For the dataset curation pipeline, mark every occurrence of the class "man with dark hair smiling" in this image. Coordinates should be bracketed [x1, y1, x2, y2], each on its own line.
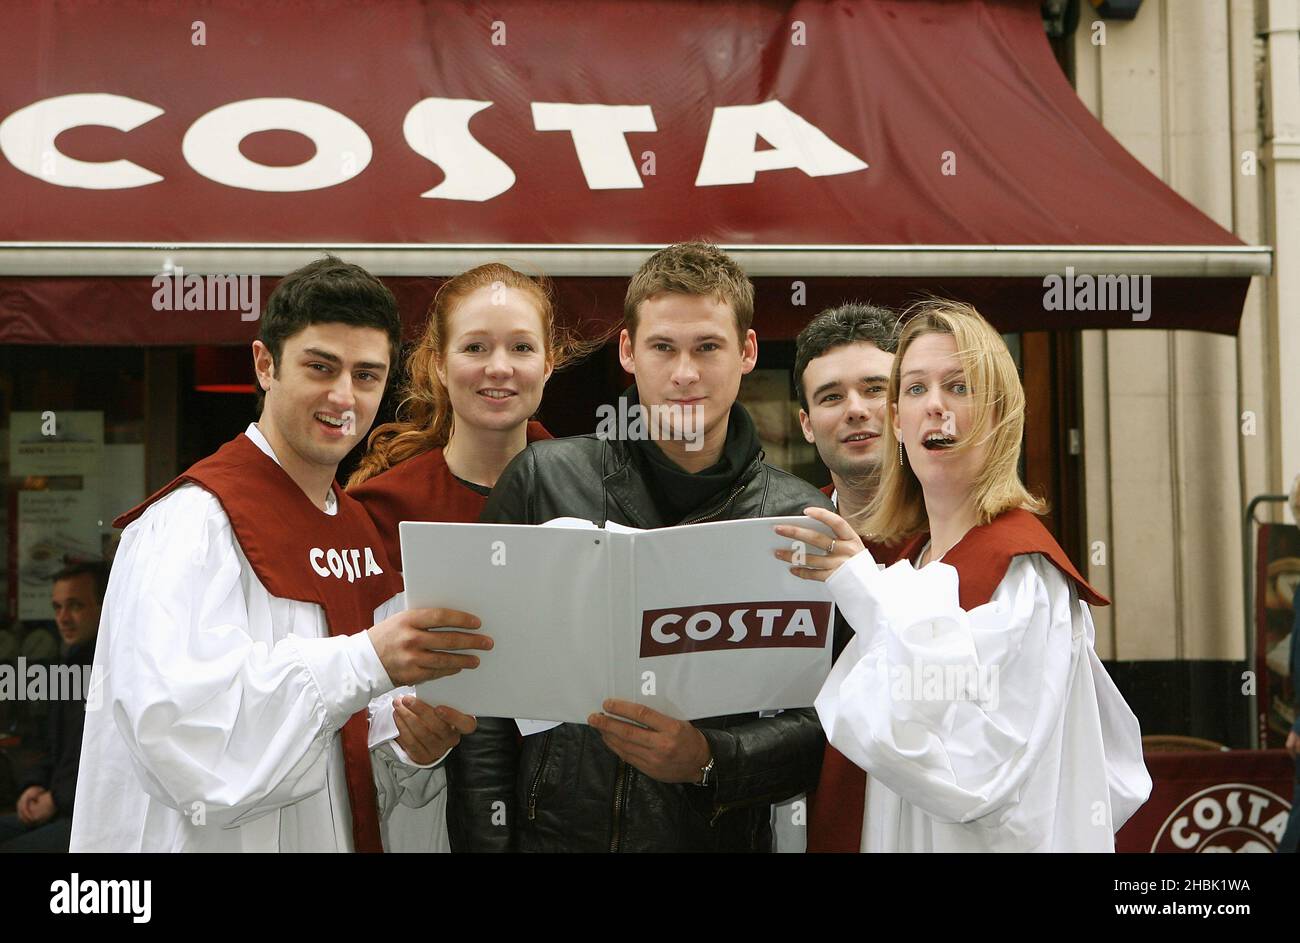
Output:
[447, 242, 833, 853]
[794, 302, 900, 526]
[72, 256, 491, 852]
[790, 301, 901, 853]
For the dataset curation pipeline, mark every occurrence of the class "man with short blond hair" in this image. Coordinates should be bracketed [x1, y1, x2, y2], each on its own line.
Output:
[447, 242, 831, 852]
[623, 240, 756, 336]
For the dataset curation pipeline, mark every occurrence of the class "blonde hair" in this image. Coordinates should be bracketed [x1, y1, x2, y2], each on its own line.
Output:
[623, 242, 754, 341]
[858, 299, 1046, 541]
[348, 263, 602, 487]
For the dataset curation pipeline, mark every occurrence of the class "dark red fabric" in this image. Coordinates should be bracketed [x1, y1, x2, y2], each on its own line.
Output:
[0, 0, 1251, 338]
[806, 507, 1106, 853]
[0, 1, 1241, 249]
[0, 274, 1251, 347]
[895, 508, 1108, 610]
[806, 481, 902, 853]
[1115, 750, 1296, 853]
[348, 421, 552, 569]
[116, 433, 404, 853]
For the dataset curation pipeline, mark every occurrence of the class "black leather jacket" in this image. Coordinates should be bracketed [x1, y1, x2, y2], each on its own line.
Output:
[446, 433, 834, 852]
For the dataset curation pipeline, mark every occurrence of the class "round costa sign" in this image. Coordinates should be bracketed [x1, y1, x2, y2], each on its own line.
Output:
[1151, 782, 1292, 853]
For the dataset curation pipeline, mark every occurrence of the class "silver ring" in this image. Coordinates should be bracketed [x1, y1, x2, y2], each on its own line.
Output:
[828, 539, 836, 555]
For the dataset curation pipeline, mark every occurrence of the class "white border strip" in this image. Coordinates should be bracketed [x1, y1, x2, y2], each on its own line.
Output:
[0, 243, 1272, 277]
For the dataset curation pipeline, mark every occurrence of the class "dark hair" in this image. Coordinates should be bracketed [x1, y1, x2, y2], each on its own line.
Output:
[257, 254, 402, 408]
[624, 242, 754, 341]
[793, 302, 901, 410]
[52, 561, 110, 604]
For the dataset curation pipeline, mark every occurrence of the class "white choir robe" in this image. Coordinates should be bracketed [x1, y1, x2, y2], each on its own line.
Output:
[71, 479, 449, 852]
[815, 550, 1151, 852]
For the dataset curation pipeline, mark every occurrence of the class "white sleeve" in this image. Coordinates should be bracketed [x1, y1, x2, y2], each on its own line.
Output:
[366, 591, 412, 754]
[101, 486, 395, 828]
[372, 741, 448, 816]
[1087, 638, 1153, 831]
[365, 590, 452, 770]
[814, 551, 1077, 826]
[368, 689, 449, 767]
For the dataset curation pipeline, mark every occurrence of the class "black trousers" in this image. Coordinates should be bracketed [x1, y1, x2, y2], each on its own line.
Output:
[0, 812, 72, 852]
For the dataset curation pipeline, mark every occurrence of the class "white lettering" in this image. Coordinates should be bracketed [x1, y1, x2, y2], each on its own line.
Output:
[0, 93, 164, 189]
[50, 879, 69, 915]
[684, 611, 722, 641]
[1225, 790, 1242, 827]
[49, 873, 151, 924]
[403, 98, 515, 201]
[531, 102, 656, 189]
[695, 100, 867, 186]
[183, 97, 372, 192]
[1262, 810, 1289, 841]
[755, 608, 783, 637]
[782, 608, 816, 637]
[1192, 797, 1223, 831]
[650, 613, 681, 644]
[1171, 815, 1199, 850]
[1, 94, 880, 202]
[312, 546, 384, 580]
[727, 609, 748, 643]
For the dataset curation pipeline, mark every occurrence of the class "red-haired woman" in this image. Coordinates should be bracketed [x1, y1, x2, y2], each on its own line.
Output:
[350, 263, 597, 850]
[349, 263, 598, 557]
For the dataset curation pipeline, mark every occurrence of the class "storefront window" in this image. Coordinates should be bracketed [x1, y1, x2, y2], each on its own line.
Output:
[0, 345, 145, 767]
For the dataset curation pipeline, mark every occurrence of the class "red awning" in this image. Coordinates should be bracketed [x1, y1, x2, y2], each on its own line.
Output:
[0, 0, 1267, 341]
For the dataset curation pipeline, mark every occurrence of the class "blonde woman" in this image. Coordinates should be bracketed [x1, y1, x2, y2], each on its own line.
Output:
[776, 300, 1151, 852]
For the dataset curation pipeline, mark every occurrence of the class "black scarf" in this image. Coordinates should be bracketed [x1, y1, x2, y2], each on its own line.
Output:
[623, 384, 762, 524]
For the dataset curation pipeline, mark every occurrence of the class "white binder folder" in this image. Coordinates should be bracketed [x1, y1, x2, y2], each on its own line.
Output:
[400, 516, 836, 723]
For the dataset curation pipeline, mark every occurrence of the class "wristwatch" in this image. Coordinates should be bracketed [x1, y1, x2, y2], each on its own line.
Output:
[696, 755, 716, 787]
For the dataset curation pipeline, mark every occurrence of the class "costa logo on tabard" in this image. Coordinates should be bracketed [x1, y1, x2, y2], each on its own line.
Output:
[309, 547, 384, 584]
[1150, 783, 1292, 853]
[640, 601, 831, 657]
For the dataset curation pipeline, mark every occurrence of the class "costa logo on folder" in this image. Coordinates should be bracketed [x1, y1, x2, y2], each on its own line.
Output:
[640, 601, 831, 657]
